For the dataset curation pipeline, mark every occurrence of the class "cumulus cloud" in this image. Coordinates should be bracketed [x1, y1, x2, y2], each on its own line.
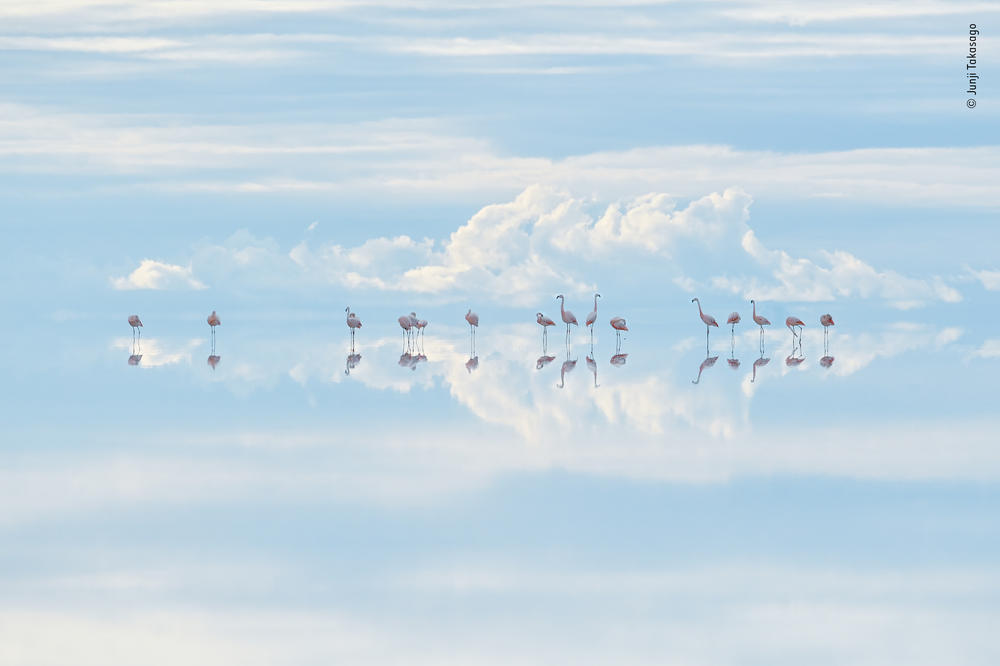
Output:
[110, 259, 205, 291]
[970, 268, 1000, 291]
[973, 339, 1000, 359]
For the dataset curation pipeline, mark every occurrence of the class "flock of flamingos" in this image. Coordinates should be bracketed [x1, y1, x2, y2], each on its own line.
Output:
[125, 295, 836, 385]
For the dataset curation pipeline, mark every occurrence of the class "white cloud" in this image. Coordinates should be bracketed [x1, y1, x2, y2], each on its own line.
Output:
[110, 259, 205, 291]
[971, 268, 1000, 291]
[973, 339, 1000, 359]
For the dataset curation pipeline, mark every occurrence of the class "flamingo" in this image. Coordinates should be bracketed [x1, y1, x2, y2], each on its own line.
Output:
[411, 313, 427, 347]
[585, 293, 601, 342]
[691, 298, 719, 349]
[344, 352, 361, 375]
[785, 353, 805, 368]
[610, 317, 628, 350]
[820, 355, 835, 368]
[750, 299, 771, 351]
[465, 355, 479, 374]
[820, 313, 835, 353]
[128, 353, 142, 366]
[128, 315, 143, 342]
[556, 295, 577, 345]
[610, 353, 628, 367]
[692, 355, 719, 384]
[398, 314, 413, 350]
[727, 357, 740, 370]
[537, 312, 555, 349]
[207, 354, 221, 370]
[345, 307, 362, 347]
[785, 315, 805, 340]
[466, 308, 479, 355]
[727, 311, 741, 333]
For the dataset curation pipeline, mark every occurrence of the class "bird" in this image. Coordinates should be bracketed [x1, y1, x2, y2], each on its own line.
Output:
[128, 353, 142, 366]
[536, 312, 556, 349]
[610, 316, 628, 349]
[820, 355, 835, 368]
[727, 357, 741, 370]
[691, 298, 719, 350]
[345, 306, 362, 335]
[820, 313, 835, 353]
[727, 311, 741, 332]
[556, 294, 578, 345]
[207, 354, 221, 370]
[411, 313, 427, 346]
[205, 310, 221, 352]
[750, 300, 771, 350]
[128, 315, 143, 342]
[398, 315, 413, 349]
[692, 355, 719, 384]
[785, 316, 805, 339]
[344, 352, 361, 375]
[465, 355, 479, 374]
[610, 353, 628, 367]
[585, 293, 601, 341]
[465, 308, 479, 355]
[785, 353, 805, 367]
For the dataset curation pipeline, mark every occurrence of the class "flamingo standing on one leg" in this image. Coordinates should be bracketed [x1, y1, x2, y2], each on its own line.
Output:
[610, 317, 628, 352]
[536, 312, 555, 351]
[820, 313, 835, 354]
[345, 307, 362, 348]
[585, 293, 601, 344]
[691, 298, 719, 351]
[750, 300, 771, 352]
[465, 308, 479, 356]
[556, 295, 578, 346]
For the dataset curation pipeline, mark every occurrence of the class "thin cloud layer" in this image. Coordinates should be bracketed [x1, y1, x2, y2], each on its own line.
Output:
[110, 259, 205, 291]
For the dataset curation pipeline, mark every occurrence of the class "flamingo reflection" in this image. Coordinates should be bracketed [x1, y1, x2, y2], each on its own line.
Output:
[128, 353, 142, 366]
[207, 354, 221, 370]
[557, 352, 577, 388]
[465, 355, 479, 373]
[692, 355, 719, 384]
[344, 352, 361, 375]
[610, 353, 628, 367]
[751, 353, 770, 383]
[820, 355, 835, 368]
[536, 354, 556, 370]
[586, 354, 599, 387]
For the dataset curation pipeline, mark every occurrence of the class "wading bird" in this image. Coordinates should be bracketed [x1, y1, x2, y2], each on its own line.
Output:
[537, 312, 556, 349]
[785, 315, 805, 340]
[556, 295, 577, 345]
[692, 355, 719, 384]
[465, 308, 479, 355]
[536, 354, 556, 370]
[691, 298, 719, 349]
[398, 314, 413, 350]
[585, 293, 601, 342]
[557, 356, 577, 389]
[750, 300, 771, 351]
[820, 313, 835, 353]
[610, 317, 628, 350]
[345, 307, 362, 346]
[128, 315, 143, 342]
[751, 354, 770, 383]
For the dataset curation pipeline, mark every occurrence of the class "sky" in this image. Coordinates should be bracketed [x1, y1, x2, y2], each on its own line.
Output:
[1, 1, 999, 664]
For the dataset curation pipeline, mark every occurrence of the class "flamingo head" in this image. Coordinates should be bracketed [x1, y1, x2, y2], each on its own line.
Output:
[556, 294, 564, 301]
[345, 306, 350, 312]
[536, 312, 543, 318]
[596, 293, 601, 299]
[691, 297, 698, 303]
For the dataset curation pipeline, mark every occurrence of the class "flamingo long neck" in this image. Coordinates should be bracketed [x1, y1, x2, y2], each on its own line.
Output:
[593, 295, 598, 312]
[695, 299, 703, 316]
[752, 301, 757, 319]
[559, 297, 566, 317]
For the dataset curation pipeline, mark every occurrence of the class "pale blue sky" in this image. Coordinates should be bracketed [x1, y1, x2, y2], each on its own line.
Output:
[1, 1, 999, 663]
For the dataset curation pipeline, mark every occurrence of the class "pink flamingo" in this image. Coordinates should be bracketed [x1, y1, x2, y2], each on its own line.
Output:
[691, 298, 719, 349]
[610, 352, 628, 367]
[820, 313, 835, 354]
[536, 312, 555, 349]
[465, 308, 479, 355]
[750, 299, 770, 351]
[610, 316, 628, 351]
[585, 293, 601, 342]
[785, 353, 805, 368]
[556, 295, 577, 345]
[465, 355, 479, 373]
[128, 353, 142, 366]
[785, 315, 805, 340]
[207, 354, 221, 370]
[398, 314, 413, 349]
[727, 357, 740, 370]
[206, 310, 221, 353]
[345, 307, 362, 346]
[128, 314, 143, 342]
[820, 355, 835, 368]
[344, 352, 361, 375]
[411, 312, 427, 347]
